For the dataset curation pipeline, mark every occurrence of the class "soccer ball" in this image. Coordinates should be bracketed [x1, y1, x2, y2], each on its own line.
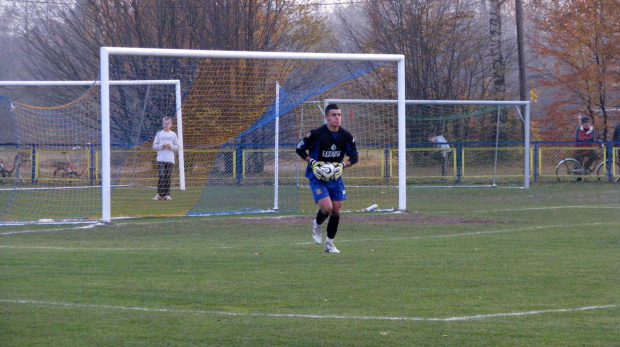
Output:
[317, 162, 336, 181]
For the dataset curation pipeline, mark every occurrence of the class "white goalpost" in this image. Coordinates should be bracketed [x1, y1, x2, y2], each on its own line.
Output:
[1, 49, 407, 223]
[324, 99, 531, 189]
[99, 47, 407, 223]
[0, 79, 186, 191]
[0, 79, 188, 224]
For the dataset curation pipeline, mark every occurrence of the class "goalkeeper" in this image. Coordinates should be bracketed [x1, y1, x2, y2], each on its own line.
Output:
[295, 103, 358, 253]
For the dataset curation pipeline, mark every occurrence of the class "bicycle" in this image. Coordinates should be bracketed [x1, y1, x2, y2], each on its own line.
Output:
[555, 145, 619, 182]
[52, 150, 87, 184]
[0, 152, 25, 184]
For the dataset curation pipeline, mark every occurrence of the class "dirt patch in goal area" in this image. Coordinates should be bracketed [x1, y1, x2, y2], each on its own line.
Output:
[236, 214, 495, 225]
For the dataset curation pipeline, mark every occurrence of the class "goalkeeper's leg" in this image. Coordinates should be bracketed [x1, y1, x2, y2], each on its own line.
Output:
[326, 200, 342, 239]
[310, 180, 333, 243]
[312, 198, 331, 244]
[326, 214, 340, 240]
[324, 200, 342, 253]
[316, 208, 329, 225]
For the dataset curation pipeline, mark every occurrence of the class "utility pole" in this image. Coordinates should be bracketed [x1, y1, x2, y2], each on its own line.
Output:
[516, 0, 526, 104]
[515, 0, 527, 137]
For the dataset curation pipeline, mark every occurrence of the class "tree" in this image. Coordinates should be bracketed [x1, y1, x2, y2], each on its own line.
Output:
[335, 0, 518, 142]
[17, 0, 332, 143]
[531, 0, 620, 141]
[489, 0, 507, 101]
[349, 0, 495, 100]
[22, 0, 331, 85]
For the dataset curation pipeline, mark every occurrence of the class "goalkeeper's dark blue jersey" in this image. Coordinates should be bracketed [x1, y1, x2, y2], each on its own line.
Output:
[295, 124, 358, 179]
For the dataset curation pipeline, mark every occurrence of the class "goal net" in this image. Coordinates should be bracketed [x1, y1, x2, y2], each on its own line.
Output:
[99, 49, 406, 222]
[0, 49, 407, 223]
[321, 99, 530, 188]
[0, 80, 183, 223]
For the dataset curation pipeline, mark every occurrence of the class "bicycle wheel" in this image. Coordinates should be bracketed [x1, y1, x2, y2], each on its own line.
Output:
[555, 158, 583, 182]
[596, 161, 609, 181]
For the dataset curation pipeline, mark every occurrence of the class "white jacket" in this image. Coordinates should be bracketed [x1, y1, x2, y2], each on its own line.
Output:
[153, 130, 179, 163]
[435, 135, 450, 154]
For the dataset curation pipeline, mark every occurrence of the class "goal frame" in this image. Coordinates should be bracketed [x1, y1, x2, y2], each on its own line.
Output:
[325, 99, 531, 189]
[0, 79, 186, 192]
[100, 47, 407, 223]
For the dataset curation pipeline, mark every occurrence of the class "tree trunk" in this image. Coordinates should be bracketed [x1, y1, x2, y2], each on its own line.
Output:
[489, 0, 507, 141]
[489, 0, 506, 101]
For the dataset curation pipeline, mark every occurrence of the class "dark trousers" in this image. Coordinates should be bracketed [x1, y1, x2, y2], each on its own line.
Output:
[157, 162, 173, 196]
[431, 152, 449, 176]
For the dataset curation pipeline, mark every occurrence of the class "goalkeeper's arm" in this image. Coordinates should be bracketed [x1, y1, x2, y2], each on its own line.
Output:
[339, 154, 358, 169]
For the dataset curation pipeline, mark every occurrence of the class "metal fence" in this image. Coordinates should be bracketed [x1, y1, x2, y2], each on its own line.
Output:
[1, 141, 618, 187]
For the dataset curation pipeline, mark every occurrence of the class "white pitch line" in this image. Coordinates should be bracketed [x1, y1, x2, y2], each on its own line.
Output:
[4, 205, 616, 236]
[303, 222, 618, 245]
[0, 245, 171, 251]
[435, 205, 620, 214]
[2, 222, 616, 251]
[433, 305, 620, 321]
[0, 223, 103, 236]
[0, 299, 618, 322]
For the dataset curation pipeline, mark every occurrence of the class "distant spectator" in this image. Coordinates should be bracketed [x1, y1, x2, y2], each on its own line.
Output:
[152, 116, 179, 201]
[573, 116, 598, 173]
[428, 133, 450, 177]
[613, 122, 620, 144]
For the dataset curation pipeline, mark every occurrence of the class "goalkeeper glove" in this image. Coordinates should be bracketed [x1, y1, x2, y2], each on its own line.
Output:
[332, 162, 345, 180]
[310, 159, 326, 180]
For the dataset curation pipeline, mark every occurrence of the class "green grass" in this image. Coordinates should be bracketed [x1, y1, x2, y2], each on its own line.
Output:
[1, 183, 619, 346]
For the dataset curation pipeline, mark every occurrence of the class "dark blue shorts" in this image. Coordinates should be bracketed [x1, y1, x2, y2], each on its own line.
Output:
[309, 176, 347, 203]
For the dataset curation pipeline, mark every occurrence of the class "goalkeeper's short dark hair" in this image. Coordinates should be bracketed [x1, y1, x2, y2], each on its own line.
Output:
[324, 103, 340, 115]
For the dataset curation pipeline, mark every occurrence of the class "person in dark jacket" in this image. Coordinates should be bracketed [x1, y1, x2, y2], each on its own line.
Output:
[613, 122, 620, 144]
[573, 116, 598, 173]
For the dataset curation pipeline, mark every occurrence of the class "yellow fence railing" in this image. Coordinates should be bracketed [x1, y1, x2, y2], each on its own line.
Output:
[1, 145, 618, 186]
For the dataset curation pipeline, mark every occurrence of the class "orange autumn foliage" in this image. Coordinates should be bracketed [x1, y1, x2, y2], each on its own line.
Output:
[531, 0, 620, 141]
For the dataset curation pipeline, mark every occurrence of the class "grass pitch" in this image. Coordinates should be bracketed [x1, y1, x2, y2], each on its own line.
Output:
[1, 183, 619, 346]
